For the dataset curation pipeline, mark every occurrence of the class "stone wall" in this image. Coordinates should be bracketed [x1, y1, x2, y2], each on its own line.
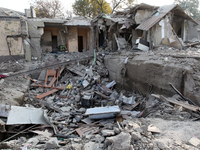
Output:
[104, 51, 200, 105]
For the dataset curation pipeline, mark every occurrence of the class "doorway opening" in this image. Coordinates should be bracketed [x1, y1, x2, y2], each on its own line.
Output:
[52, 36, 57, 53]
[78, 36, 83, 52]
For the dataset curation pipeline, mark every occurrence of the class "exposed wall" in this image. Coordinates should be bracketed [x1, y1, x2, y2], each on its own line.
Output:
[152, 23, 162, 46]
[152, 16, 177, 47]
[57, 27, 67, 46]
[41, 31, 52, 52]
[188, 21, 200, 41]
[135, 9, 151, 24]
[88, 28, 92, 50]
[0, 18, 24, 62]
[27, 19, 43, 60]
[68, 26, 78, 52]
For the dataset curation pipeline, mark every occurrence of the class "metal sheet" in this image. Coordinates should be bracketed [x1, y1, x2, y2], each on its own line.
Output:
[89, 113, 117, 119]
[7, 106, 48, 125]
[136, 15, 162, 31]
[85, 106, 120, 115]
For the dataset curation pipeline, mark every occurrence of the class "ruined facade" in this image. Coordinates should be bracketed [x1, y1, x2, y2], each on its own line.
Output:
[0, 7, 28, 62]
[92, 3, 199, 51]
[0, 8, 92, 62]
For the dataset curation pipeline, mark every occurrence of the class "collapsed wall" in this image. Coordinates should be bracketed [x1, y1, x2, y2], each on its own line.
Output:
[104, 51, 200, 106]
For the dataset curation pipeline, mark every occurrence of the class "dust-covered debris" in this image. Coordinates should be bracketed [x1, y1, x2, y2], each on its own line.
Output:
[0, 49, 200, 150]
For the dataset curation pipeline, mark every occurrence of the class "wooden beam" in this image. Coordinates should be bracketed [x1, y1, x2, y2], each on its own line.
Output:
[152, 94, 200, 112]
[32, 84, 64, 90]
[35, 89, 58, 99]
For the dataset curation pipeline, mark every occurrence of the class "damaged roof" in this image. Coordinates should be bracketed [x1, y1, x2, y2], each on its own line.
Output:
[113, 3, 158, 17]
[0, 7, 25, 17]
[136, 4, 198, 31]
[63, 17, 91, 26]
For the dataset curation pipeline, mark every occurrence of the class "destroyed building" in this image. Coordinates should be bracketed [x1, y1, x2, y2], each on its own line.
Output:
[0, 7, 28, 62]
[92, 3, 199, 51]
[0, 7, 92, 62]
[1, 3, 200, 150]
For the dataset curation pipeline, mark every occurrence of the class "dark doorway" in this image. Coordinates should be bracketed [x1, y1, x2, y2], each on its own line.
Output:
[78, 36, 83, 52]
[52, 36, 57, 52]
[99, 30, 104, 47]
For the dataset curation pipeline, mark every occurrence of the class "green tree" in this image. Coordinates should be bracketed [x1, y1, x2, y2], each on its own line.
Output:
[72, 0, 112, 18]
[112, 0, 135, 13]
[30, 0, 65, 18]
[72, 0, 93, 17]
[175, 0, 200, 19]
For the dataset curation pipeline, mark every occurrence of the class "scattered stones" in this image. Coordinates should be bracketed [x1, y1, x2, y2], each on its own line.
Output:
[2, 46, 200, 150]
[101, 130, 115, 137]
[105, 132, 131, 150]
[114, 127, 120, 134]
[131, 131, 142, 141]
[83, 142, 100, 150]
[45, 137, 59, 149]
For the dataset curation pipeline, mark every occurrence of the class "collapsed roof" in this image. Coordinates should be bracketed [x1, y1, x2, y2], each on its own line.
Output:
[93, 3, 198, 30]
[136, 4, 199, 31]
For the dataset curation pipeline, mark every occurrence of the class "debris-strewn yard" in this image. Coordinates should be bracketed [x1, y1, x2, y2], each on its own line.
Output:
[1, 49, 200, 150]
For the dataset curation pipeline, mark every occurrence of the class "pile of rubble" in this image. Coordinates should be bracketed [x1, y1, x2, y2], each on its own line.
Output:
[1, 51, 200, 149]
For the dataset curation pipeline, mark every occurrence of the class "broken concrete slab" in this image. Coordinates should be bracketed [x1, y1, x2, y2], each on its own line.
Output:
[101, 130, 115, 137]
[105, 132, 131, 150]
[189, 137, 200, 147]
[45, 137, 59, 149]
[131, 131, 142, 141]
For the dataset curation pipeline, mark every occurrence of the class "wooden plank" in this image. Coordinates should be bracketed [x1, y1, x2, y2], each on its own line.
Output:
[48, 77, 57, 87]
[66, 65, 85, 77]
[32, 84, 63, 90]
[35, 89, 58, 99]
[101, 85, 112, 92]
[30, 78, 42, 86]
[152, 94, 200, 112]
[75, 127, 99, 137]
[94, 91, 110, 99]
[122, 102, 140, 111]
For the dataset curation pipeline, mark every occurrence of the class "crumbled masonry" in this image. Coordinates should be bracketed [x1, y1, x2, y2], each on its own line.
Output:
[1, 48, 200, 150]
[1, 2, 200, 150]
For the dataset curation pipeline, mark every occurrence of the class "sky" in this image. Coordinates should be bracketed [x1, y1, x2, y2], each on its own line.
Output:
[0, 0, 175, 13]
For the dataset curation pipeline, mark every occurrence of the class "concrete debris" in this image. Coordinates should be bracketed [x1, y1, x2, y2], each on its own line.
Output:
[147, 124, 161, 133]
[101, 129, 115, 136]
[131, 131, 142, 141]
[189, 137, 200, 147]
[45, 137, 59, 149]
[105, 132, 131, 150]
[83, 142, 101, 150]
[106, 80, 116, 88]
[25, 137, 39, 148]
[122, 95, 136, 104]
[1, 20, 200, 149]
